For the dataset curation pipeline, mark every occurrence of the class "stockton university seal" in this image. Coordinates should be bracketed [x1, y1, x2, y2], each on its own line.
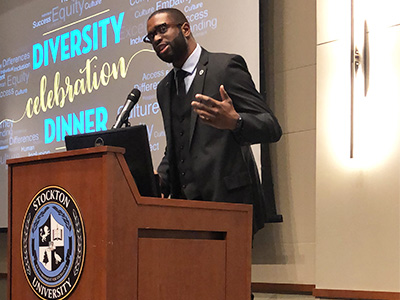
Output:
[21, 186, 86, 300]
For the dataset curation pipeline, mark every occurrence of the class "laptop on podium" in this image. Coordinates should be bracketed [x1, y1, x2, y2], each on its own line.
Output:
[65, 125, 161, 198]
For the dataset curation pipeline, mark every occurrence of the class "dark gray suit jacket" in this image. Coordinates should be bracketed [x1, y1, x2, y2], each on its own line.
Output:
[156, 48, 282, 233]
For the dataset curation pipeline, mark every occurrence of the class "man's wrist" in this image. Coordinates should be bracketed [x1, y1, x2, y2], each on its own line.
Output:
[232, 114, 243, 132]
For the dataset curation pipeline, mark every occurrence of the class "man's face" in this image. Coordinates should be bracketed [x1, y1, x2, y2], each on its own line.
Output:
[146, 13, 188, 65]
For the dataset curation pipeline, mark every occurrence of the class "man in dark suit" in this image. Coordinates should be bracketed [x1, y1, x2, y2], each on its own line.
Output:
[145, 8, 282, 234]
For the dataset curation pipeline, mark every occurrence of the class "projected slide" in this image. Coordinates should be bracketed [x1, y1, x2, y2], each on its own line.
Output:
[0, 0, 259, 227]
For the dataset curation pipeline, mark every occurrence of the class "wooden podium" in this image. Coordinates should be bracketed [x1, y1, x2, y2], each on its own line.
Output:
[7, 146, 252, 299]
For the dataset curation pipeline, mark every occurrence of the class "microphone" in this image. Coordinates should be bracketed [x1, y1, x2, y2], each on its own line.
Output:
[112, 88, 141, 129]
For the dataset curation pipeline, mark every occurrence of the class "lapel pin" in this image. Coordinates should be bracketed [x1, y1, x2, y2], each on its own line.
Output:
[199, 69, 204, 76]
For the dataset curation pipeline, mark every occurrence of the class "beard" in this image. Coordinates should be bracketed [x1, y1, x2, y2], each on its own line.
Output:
[156, 29, 188, 64]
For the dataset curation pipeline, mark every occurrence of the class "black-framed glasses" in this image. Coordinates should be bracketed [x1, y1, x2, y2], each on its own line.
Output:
[143, 23, 183, 44]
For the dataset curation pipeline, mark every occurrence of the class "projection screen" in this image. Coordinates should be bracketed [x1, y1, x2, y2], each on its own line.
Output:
[0, 0, 260, 227]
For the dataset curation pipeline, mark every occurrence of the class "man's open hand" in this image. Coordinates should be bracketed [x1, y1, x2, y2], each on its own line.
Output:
[191, 85, 240, 130]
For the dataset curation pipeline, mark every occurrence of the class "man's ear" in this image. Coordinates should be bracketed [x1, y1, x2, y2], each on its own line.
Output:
[181, 22, 191, 38]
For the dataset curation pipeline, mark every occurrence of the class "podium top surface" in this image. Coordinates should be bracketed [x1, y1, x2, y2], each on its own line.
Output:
[7, 145, 252, 213]
[6, 146, 125, 166]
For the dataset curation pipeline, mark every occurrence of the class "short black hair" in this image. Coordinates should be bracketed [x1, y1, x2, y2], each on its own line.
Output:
[148, 8, 188, 24]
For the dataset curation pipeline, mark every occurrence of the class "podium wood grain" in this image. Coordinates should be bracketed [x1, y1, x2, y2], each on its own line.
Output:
[8, 146, 252, 299]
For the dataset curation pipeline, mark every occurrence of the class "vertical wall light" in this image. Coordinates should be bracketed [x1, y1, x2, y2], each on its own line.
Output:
[350, 0, 369, 158]
[321, 0, 400, 169]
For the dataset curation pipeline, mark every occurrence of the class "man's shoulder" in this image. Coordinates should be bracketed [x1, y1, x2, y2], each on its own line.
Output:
[203, 48, 240, 59]
[158, 69, 174, 89]
[201, 48, 246, 67]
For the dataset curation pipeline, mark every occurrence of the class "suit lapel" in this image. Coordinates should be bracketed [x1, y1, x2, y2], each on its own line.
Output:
[161, 71, 175, 146]
[189, 49, 209, 148]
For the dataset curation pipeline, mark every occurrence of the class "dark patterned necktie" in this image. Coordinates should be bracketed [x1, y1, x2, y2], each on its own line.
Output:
[176, 69, 188, 98]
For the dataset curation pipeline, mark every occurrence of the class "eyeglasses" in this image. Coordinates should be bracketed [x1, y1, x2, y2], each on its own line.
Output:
[143, 23, 183, 44]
